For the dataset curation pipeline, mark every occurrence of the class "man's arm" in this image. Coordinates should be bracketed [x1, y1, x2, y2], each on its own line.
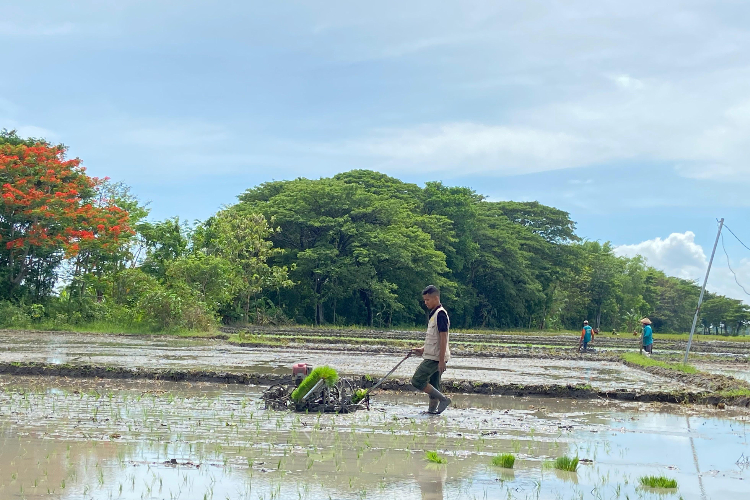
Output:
[438, 330, 448, 372]
[437, 310, 449, 372]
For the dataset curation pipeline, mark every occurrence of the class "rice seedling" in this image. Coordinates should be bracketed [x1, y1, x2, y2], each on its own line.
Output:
[553, 456, 579, 472]
[639, 475, 678, 488]
[351, 389, 368, 404]
[491, 453, 515, 469]
[425, 451, 447, 464]
[290, 366, 339, 402]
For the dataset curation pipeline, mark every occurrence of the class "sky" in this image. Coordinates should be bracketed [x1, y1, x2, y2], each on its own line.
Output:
[2, 1, 749, 303]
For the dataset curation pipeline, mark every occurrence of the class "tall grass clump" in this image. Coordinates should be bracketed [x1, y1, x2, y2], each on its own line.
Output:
[639, 476, 677, 489]
[290, 366, 339, 402]
[553, 456, 579, 472]
[491, 453, 515, 468]
[425, 451, 447, 464]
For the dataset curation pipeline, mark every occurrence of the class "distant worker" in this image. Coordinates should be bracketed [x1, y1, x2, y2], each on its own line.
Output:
[579, 320, 594, 352]
[641, 318, 653, 356]
[411, 285, 451, 415]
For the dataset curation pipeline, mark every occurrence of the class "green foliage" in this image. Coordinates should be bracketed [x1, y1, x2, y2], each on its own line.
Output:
[621, 353, 697, 374]
[553, 456, 579, 472]
[424, 451, 447, 464]
[639, 476, 678, 488]
[1, 131, 747, 335]
[491, 453, 515, 468]
[351, 388, 368, 404]
[290, 366, 339, 402]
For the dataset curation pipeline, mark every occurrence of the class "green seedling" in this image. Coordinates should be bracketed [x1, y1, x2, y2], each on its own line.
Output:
[491, 453, 515, 468]
[553, 456, 579, 472]
[290, 366, 339, 403]
[639, 476, 678, 489]
[425, 451, 447, 464]
[351, 389, 368, 404]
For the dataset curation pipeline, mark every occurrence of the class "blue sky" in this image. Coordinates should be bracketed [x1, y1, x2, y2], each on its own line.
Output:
[2, 1, 749, 302]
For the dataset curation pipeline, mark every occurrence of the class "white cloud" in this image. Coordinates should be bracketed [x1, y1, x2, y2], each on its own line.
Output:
[615, 231, 750, 303]
[615, 232, 707, 280]
[610, 74, 645, 90]
[327, 68, 750, 180]
[0, 22, 75, 36]
[334, 122, 607, 175]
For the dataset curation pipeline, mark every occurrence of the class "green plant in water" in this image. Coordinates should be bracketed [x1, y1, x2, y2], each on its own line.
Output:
[553, 456, 579, 472]
[425, 451, 447, 464]
[351, 388, 368, 404]
[639, 476, 678, 488]
[491, 453, 515, 468]
[290, 366, 339, 402]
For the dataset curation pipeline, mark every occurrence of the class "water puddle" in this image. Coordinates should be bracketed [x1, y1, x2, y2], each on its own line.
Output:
[0, 331, 694, 391]
[0, 375, 747, 499]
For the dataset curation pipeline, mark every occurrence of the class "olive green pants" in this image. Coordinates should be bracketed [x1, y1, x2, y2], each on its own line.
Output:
[411, 359, 441, 392]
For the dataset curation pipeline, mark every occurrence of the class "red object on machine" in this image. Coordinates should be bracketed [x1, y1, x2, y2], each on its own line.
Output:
[292, 363, 313, 385]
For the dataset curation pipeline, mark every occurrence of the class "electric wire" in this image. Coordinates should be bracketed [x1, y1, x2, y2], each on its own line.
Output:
[722, 223, 750, 253]
[720, 232, 750, 296]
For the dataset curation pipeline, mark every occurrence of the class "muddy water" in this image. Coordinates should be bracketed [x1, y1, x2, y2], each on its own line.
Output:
[695, 362, 750, 383]
[0, 375, 747, 500]
[0, 331, 694, 391]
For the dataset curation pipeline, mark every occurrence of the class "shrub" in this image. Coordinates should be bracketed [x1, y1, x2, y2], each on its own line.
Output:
[491, 453, 515, 468]
[554, 456, 579, 472]
[639, 476, 678, 488]
[0, 301, 30, 328]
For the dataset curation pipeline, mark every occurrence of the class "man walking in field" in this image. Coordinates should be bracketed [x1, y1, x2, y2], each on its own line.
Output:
[579, 320, 594, 352]
[411, 285, 451, 414]
[641, 318, 654, 356]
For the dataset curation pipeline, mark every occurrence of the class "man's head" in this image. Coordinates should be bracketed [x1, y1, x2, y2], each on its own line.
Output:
[422, 285, 441, 310]
[583, 320, 588, 325]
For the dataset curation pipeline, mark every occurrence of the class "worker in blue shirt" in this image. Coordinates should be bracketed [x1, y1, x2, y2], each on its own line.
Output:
[579, 320, 594, 352]
[641, 318, 653, 356]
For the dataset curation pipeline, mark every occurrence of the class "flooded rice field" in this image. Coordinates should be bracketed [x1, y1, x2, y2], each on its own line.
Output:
[0, 376, 748, 500]
[694, 363, 750, 383]
[0, 331, 695, 392]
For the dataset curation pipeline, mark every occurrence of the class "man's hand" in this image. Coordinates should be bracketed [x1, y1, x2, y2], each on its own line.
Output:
[411, 347, 424, 356]
[438, 360, 447, 373]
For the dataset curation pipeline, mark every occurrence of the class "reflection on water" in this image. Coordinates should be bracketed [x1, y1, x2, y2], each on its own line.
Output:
[0, 375, 747, 499]
[0, 330, 694, 391]
[417, 463, 447, 499]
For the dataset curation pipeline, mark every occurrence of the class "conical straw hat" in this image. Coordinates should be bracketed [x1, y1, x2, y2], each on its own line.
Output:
[640, 318, 652, 325]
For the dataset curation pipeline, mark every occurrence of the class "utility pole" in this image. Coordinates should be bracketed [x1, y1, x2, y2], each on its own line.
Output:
[684, 218, 724, 364]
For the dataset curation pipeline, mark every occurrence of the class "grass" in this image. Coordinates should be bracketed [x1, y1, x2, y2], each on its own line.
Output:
[491, 453, 515, 468]
[290, 366, 339, 402]
[718, 388, 750, 398]
[553, 456, 579, 472]
[425, 451, 447, 464]
[639, 476, 678, 488]
[621, 352, 697, 374]
[1, 322, 223, 338]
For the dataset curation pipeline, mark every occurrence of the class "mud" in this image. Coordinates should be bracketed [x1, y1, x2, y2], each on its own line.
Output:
[0, 330, 694, 389]
[0, 360, 737, 409]
[0, 375, 748, 500]
[223, 325, 750, 356]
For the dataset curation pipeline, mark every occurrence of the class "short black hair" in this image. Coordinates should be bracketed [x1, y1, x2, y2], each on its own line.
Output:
[422, 285, 440, 296]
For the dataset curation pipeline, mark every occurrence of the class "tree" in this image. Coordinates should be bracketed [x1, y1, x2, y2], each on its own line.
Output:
[0, 133, 132, 300]
[205, 209, 293, 323]
[238, 175, 450, 326]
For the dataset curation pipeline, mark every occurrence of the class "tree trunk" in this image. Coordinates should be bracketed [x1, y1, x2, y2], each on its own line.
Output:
[359, 290, 373, 327]
[245, 294, 251, 324]
[314, 276, 324, 326]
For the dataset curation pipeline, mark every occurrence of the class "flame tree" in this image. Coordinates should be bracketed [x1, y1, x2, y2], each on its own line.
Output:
[0, 130, 133, 301]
